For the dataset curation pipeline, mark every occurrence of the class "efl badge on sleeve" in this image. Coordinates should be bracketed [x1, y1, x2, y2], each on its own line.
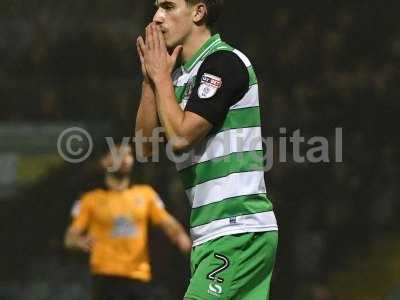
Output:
[198, 73, 222, 99]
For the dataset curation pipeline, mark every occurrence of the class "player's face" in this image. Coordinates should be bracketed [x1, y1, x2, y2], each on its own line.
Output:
[153, 0, 194, 48]
[102, 145, 134, 175]
[118, 146, 134, 174]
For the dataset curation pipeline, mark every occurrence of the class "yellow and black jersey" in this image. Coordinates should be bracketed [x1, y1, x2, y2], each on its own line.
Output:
[71, 185, 170, 282]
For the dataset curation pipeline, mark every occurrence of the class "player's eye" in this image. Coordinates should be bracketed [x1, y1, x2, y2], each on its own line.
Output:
[161, 2, 175, 10]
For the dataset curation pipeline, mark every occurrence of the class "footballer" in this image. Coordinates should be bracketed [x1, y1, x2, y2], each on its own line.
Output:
[135, 1, 278, 299]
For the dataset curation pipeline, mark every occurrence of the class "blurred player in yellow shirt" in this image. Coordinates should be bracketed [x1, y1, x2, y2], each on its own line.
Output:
[64, 143, 191, 300]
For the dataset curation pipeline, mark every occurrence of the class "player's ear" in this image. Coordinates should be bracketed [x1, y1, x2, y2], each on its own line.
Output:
[192, 3, 207, 24]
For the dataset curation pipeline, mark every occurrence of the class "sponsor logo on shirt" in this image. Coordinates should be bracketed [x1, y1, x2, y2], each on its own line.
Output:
[208, 282, 223, 297]
[229, 216, 237, 224]
[111, 216, 136, 237]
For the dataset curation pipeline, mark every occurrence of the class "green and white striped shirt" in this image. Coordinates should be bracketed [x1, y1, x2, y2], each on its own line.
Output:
[173, 34, 278, 246]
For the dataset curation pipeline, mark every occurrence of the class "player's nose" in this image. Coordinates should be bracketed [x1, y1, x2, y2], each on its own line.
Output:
[153, 8, 164, 24]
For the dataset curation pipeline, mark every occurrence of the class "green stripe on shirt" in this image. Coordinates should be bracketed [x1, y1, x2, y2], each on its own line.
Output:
[190, 193, 273, 228]
[179, 150, 264, 189]
[220, 106, 261, 132]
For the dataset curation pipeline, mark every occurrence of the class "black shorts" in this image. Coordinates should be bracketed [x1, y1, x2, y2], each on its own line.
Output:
[91, 275, 150, 300]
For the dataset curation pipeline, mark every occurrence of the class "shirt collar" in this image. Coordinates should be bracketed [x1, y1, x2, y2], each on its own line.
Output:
[182, 34, 222, 73]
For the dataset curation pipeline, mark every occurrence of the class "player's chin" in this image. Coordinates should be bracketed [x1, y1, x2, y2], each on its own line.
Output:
[113, 167, 132, 177]
[120, 167, 132, 175]
[165, 38, 179, 50]
[165, 41, 174, 50]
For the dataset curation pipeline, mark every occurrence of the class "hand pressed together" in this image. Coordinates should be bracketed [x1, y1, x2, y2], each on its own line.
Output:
[137, 23, 182, 84]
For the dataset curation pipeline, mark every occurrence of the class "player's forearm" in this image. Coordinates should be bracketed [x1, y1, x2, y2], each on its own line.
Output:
[161, 217, 192, 253]
[135, 81, 159, 157]
[153, 77, 191, 152]
[136, 82, 158, 134]
[64, 229, 92, 252]
[175, 230, 192, 253]
[64, 230, 81, 249]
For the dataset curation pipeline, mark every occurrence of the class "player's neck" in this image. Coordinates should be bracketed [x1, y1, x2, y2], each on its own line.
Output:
[105, 174, 130, 191]
[182, 28, 212, 64]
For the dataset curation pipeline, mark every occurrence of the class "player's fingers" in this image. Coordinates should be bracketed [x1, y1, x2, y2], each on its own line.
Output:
[151, 24, 159, 49]
[137, 36, 145, 48]
[150, 23, 158, 51]
[157, 26, 167, 51]
[136, 44, 144, 64]
[171, 45, 183, 63]
[146, 24, 154, 49]
[136, 38, 143, 57]
[83, 244, 91, 252]
[89, 236, 95, 245]
[145, 25, 151, 50]
[138, 36, 146, 53]
[86, 236, 95, 248]
[136, 37, 145, 62]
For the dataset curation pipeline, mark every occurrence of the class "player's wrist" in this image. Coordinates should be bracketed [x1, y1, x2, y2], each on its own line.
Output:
[142, 80, 152, 88]
[141, 81, 156, 99]
[152, 74, 172, 86]
[177, 234, 192, 253]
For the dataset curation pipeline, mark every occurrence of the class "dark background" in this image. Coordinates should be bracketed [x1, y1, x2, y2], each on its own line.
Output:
[0, 1, 399, 299]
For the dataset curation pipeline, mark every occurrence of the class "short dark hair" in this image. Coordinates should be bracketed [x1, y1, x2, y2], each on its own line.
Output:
[186, 0, 224, 28]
